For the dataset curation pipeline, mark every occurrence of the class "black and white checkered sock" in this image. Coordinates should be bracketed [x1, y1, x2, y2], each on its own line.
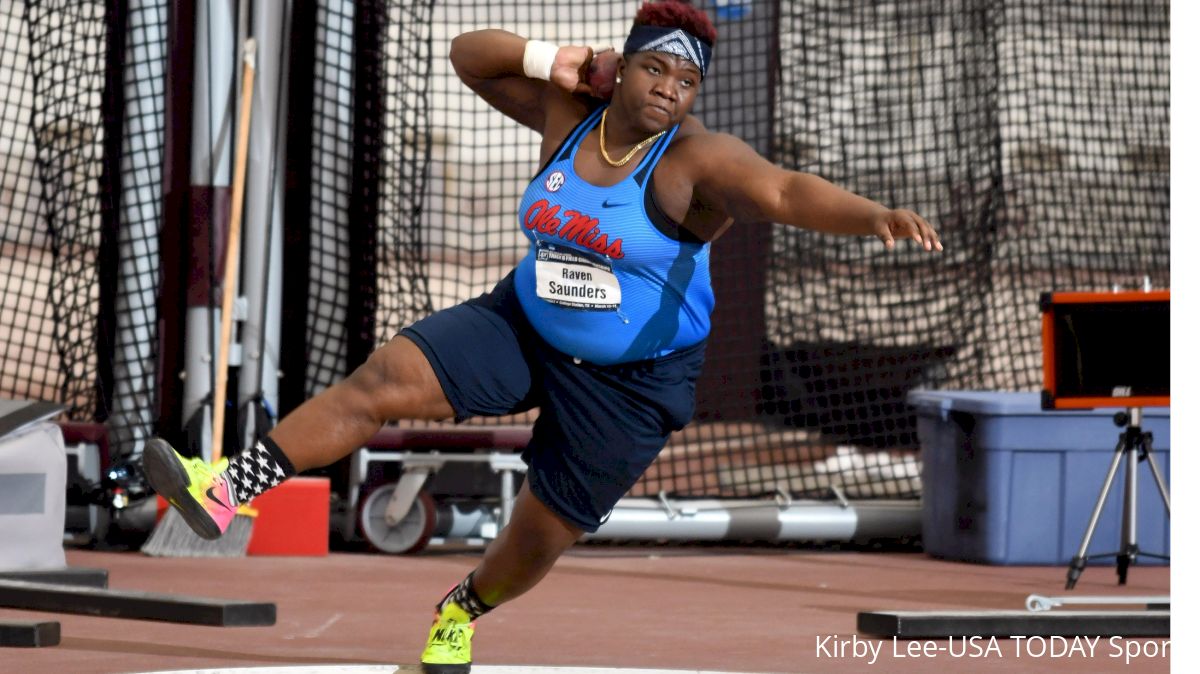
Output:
[224, 437, 297, 504]
[438, 572, 494, 620]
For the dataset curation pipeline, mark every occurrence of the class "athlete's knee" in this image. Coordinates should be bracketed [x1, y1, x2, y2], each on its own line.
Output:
[342, 348, 392, 396]
[342, 336, 448, 421]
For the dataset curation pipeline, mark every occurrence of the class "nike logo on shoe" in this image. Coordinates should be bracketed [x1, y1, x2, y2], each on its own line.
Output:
[206, 486, 234, 511]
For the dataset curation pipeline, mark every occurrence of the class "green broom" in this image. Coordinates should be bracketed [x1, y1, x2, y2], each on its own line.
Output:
[142, 39, 259, 557]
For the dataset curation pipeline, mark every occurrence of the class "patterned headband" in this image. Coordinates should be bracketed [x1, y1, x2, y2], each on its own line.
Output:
[623, 24, 712, 78]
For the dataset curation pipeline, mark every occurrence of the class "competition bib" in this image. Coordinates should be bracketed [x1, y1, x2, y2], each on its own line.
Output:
[534, 241, 621, 311]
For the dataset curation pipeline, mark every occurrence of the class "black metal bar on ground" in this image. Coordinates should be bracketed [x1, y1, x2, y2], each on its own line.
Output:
[0, 620, 60, 647]
[857, 611, 1170, 639]
[0, 568, 109, 588]
[0, 580, 275, 626]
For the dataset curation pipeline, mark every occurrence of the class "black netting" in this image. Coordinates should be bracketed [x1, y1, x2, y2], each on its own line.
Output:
[107, 0, 168, 456]
[0, 0, 166, 459]
[292, 0, 1168, 500]
[1, 2, 106, 417]
[303, 0, 356, 397]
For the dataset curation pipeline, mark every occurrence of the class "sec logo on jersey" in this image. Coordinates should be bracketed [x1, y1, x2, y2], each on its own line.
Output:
[545, 170, 566, 192]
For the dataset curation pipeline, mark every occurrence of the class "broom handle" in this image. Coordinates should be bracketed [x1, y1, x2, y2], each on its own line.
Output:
[213, 38, 257, 463]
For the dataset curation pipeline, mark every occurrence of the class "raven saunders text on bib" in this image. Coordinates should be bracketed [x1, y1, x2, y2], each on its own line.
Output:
[535, 242, 622, 310]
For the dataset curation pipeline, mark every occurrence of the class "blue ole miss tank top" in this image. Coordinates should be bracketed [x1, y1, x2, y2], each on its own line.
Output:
[514, 105, 714, 365]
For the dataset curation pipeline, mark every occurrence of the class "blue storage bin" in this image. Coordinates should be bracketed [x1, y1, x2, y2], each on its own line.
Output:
[909, 391, 1170, 565]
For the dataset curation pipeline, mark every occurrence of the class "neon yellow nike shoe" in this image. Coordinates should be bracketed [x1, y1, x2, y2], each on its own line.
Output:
[420, 600, 475, 674]
[142, 438, 238, 540]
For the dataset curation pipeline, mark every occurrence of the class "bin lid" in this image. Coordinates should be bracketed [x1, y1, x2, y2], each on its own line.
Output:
[0, 398, 66, 441]
[906, 390, 1169, 418]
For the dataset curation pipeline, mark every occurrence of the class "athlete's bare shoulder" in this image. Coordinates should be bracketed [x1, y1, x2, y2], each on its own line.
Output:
[538, 89, 601, 163]
[664, 118, 742, 178]
[669, 123, 757, 169]
[675, 113, 709, 139]
[672, 117, 743, 157]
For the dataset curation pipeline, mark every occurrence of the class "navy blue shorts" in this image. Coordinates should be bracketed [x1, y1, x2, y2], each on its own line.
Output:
[401, 272, 705, 533]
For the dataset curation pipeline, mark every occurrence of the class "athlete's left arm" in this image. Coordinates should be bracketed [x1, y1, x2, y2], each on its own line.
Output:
[688, 133, 943, 252]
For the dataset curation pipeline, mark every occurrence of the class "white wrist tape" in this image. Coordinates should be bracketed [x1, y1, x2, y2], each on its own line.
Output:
[523, 39, 558, 81]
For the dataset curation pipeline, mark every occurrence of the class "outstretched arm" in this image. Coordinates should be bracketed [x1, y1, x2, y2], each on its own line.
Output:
[691, 133, 943, 251]
[449, 29, 602, 133]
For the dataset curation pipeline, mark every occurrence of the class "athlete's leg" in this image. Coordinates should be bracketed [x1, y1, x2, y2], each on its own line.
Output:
[421, 481, 582, 674]
[471, 480, 584, 605]
[270, 334, 455, 472]
[143, 334, 455, 536]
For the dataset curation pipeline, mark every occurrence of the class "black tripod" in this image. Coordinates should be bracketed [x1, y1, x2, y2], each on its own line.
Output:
[1065, 408, 1170, 589]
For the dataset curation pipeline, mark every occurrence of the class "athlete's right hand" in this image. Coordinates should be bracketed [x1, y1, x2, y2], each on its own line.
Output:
[551, 45, 605, 96]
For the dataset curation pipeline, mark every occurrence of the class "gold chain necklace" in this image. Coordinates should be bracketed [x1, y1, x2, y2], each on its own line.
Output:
[599, 108, 666, 168]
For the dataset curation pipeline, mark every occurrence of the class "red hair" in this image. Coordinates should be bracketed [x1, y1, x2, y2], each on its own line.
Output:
[633, 0, 718, 46]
